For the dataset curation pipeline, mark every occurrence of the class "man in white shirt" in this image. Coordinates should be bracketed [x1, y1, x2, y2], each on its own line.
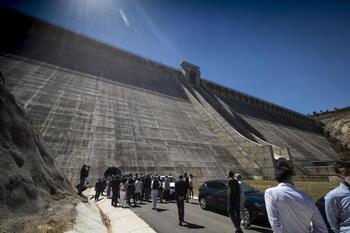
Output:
[324, 161, 350, 233]
[265, 159, 327, 233]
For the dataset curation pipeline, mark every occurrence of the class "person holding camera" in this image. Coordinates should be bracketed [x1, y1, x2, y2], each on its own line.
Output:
[78, 164, 90, 196]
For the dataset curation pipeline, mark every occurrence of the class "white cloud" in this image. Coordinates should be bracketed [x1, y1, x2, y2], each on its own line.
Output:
[119, 9, 130, 27]
[131, 2, 181, 58]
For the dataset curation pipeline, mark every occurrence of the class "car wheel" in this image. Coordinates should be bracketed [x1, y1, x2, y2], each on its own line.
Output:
[199, 197, 207, 210]
[241, 207, 251, 228]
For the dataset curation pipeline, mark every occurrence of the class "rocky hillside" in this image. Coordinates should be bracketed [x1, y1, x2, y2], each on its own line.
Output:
[313, 107, 350, 125]
[0, 72, 75, 233]
[324, 114, 350, 160]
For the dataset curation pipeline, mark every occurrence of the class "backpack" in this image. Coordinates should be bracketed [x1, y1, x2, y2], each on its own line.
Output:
[152, 180, 159, 189]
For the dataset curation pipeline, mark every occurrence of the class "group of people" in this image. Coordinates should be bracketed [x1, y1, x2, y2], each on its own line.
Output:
[92, 173, 194, 227]
[78, 160, 350, 232]
[227, 159, 350, 233]
[263, 159, 350, 233]
[93, 174, 170, 208]
[77, 168, 194, 211]
[77, 164, 195, 226]
[94, 174, 146, 207]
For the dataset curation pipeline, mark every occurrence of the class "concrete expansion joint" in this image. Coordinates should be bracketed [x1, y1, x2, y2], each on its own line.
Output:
[78, 208, 107, 225]
[83, 189, 156, 233]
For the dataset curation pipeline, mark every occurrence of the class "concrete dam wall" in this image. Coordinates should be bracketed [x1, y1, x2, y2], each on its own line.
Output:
[0, 53, 248, 183]
[0, 6, 339, 183]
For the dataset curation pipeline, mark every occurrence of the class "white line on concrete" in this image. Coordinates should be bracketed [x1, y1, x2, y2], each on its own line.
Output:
[65, 201, 108, 233]
[85, 188, 157, 233]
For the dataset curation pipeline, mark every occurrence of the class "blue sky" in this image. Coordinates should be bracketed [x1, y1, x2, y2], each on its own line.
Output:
[1, 0, 349, 114]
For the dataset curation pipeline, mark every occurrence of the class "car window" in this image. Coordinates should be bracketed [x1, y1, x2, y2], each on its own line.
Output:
[160, 177, 176, 182]
[240, 182, 258, 193]
[206, 182, 227, 191]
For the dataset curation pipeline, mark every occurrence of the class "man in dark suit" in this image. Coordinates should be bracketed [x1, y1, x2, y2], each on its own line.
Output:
[175, 175, 188, 225]
[111, 175, 121, 207]
[227, 170, 243, 233]
[184, 173, 190, 202]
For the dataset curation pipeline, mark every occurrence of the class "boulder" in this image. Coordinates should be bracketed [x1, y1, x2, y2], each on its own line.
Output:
[0, 72, 74, 232]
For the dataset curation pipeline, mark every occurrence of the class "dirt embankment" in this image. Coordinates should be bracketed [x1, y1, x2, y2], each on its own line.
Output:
[324, 114, 350, 160]
[0, 72, 76, 233]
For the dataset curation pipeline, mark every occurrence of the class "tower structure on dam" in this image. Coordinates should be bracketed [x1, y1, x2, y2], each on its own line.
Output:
[0, 6, 339, 183]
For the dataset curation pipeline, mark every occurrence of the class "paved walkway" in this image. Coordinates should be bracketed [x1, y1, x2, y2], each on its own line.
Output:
[96, 195, 156, 233]
[67, 188, 156, 233]
[65, 201, 107, 233]
[67, 189, 270, 233]
[130, 199, 272, 233]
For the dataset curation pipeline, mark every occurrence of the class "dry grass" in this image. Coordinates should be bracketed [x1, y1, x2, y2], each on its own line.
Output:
[192, 179, 339, 201]
[246, 179, 339, 201]
[25, 197, 77, 233]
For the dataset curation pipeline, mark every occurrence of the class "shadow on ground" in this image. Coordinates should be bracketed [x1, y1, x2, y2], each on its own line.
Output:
[200, 206, 271, 231]
[182, 221, 205, 229]
[247, 226, 272, 233]
[156, 208, 169, 212]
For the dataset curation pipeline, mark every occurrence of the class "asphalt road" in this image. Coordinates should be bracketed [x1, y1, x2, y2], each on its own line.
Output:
[130, 199, 272, 233]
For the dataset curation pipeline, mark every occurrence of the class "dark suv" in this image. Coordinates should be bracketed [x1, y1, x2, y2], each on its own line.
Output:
[198, 180, 267, 226]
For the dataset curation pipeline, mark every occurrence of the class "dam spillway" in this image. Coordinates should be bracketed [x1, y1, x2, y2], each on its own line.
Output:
[0, 6, 339, 183]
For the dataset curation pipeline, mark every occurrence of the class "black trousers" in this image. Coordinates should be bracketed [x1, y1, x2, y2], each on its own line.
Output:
[95, 191, 101, 200]
[78, 177, 85, 195]
[134, 192, 141, 204]
[111, 189, 119, 206]
[128, 191, 136, 206]
[164, 189, 170, 201]
[228, 202, 241, 230]
[144, 187, 151, 201]
[176, 197, 185, 222]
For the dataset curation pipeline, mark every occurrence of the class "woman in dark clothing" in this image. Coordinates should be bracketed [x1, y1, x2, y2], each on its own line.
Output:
[111, 176, 121, 207]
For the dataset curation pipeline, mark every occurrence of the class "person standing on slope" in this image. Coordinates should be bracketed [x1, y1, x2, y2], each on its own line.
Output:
[78, 164, 90, 196]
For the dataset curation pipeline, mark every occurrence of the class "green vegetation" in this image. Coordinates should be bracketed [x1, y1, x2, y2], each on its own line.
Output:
[247, 179, 339, 201]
